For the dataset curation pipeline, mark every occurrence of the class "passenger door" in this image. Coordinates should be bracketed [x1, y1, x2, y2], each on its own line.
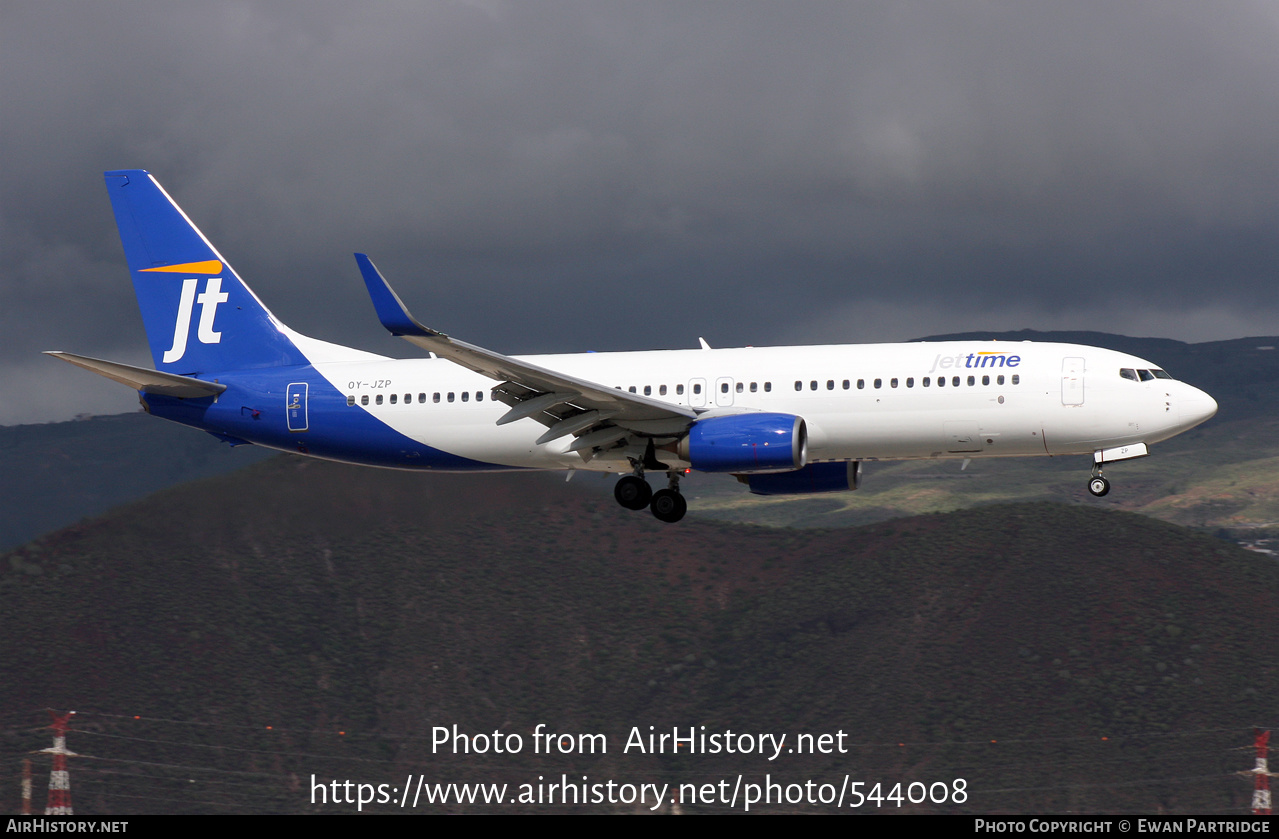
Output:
[1061, 357, 1085, 406]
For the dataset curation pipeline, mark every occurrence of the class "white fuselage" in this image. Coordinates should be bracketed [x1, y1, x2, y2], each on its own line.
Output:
[307, 340, 1217, 473]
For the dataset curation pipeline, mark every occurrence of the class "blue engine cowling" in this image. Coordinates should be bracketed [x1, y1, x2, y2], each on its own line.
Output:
[677, 413, 807, 473]
[747, 461, 861, 495]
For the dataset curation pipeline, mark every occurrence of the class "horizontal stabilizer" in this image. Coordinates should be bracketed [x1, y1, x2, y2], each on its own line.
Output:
[45, 351, 227, 398]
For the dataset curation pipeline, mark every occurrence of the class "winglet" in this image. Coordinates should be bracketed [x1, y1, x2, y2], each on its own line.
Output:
[354, 253, 446, 340]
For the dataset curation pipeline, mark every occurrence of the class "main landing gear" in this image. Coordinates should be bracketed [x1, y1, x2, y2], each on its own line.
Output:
[614, 474, 651, 510]
[651, 482, 688, 524]
[614, 467, 687, 523]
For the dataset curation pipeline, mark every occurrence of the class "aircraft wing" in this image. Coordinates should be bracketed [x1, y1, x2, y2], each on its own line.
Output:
[355, 254, 697, 447]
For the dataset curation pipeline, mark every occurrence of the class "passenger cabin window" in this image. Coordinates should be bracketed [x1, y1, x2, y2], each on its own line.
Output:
[810, 380, 818, 391]
[461, 392, 469, 402]
[952, 377, 960, 387]
[660, 384, 667, 395]
[857, 379, 865, 389]
[749, 382, 757, 392]
[874, 378, 882, 389]
[476, 391, 483, 402]
[433, 393, 441, 403]
[827, 380, 835, 390]
[677, 384, 685, 395]
[967, 376, 975, 386]
[376, 394, 384, 405]
[1012, 375, 1020, 385]
[693, 383, 702, 394]
[764, 382, 772, 392]
[447, 392, 454, 402]
[890, 378, 898, 388]
[795, 381, 802, 391]
[842, 379, 850, 390]
[419, 393, 426, 403]
[390, 394, 397, 404]
[737, 382, 744, 393]
[361, 395, 369, 405]
[644, 385, 652, 395]
[347, 395, 356, 406]
[982, 375, 989, 385]
[923, 377, 931, 387]
[721, 382, 729, 393]
[906, 377, 914, 388]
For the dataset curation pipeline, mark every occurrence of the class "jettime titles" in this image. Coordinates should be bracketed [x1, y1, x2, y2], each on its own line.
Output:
[928, 352, 1021, 374]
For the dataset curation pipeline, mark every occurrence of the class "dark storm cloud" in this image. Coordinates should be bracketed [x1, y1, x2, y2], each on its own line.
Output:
[2, 1, 1277, 423]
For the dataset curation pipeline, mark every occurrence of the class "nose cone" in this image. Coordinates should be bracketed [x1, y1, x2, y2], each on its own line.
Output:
[1180, 385, 1218, 429]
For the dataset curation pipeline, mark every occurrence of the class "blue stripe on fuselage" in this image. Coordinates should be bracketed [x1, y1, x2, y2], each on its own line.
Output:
[141, 365, 513, 471]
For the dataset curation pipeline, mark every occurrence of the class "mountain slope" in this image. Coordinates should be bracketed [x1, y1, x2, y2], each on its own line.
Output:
[2, 459, 1275, 814]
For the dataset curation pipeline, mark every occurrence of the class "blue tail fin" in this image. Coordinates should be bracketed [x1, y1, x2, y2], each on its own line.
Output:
[104, 170, 308, 374]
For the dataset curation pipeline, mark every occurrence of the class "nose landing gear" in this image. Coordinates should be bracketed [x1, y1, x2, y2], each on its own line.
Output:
[1088, 460, 1111, 497]
[1085, 443, 1149, 497]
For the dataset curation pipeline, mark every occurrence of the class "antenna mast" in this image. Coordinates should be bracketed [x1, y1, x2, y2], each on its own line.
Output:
[40, 711, 77, 816]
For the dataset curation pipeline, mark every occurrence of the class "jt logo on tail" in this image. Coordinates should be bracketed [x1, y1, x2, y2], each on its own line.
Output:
[163, 276, 229, 363]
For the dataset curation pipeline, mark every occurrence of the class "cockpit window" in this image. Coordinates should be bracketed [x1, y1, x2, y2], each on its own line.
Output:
[1121, 368, 1170, 382]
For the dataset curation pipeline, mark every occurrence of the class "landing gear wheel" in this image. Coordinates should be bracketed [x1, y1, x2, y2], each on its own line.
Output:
[614, 475, 652, 510]
[1088, 476, 1110, 497]
[650, 488, 687, 523]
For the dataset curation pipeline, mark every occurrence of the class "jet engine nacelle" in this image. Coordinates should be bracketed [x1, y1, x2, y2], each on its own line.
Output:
[677, 412, 807, 473]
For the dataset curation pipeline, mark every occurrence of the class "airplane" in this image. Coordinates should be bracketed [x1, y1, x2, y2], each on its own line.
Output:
[48, 170, 1219, 523]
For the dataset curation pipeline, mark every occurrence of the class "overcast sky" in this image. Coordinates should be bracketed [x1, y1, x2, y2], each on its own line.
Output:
[3, 1, 1277, 425]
